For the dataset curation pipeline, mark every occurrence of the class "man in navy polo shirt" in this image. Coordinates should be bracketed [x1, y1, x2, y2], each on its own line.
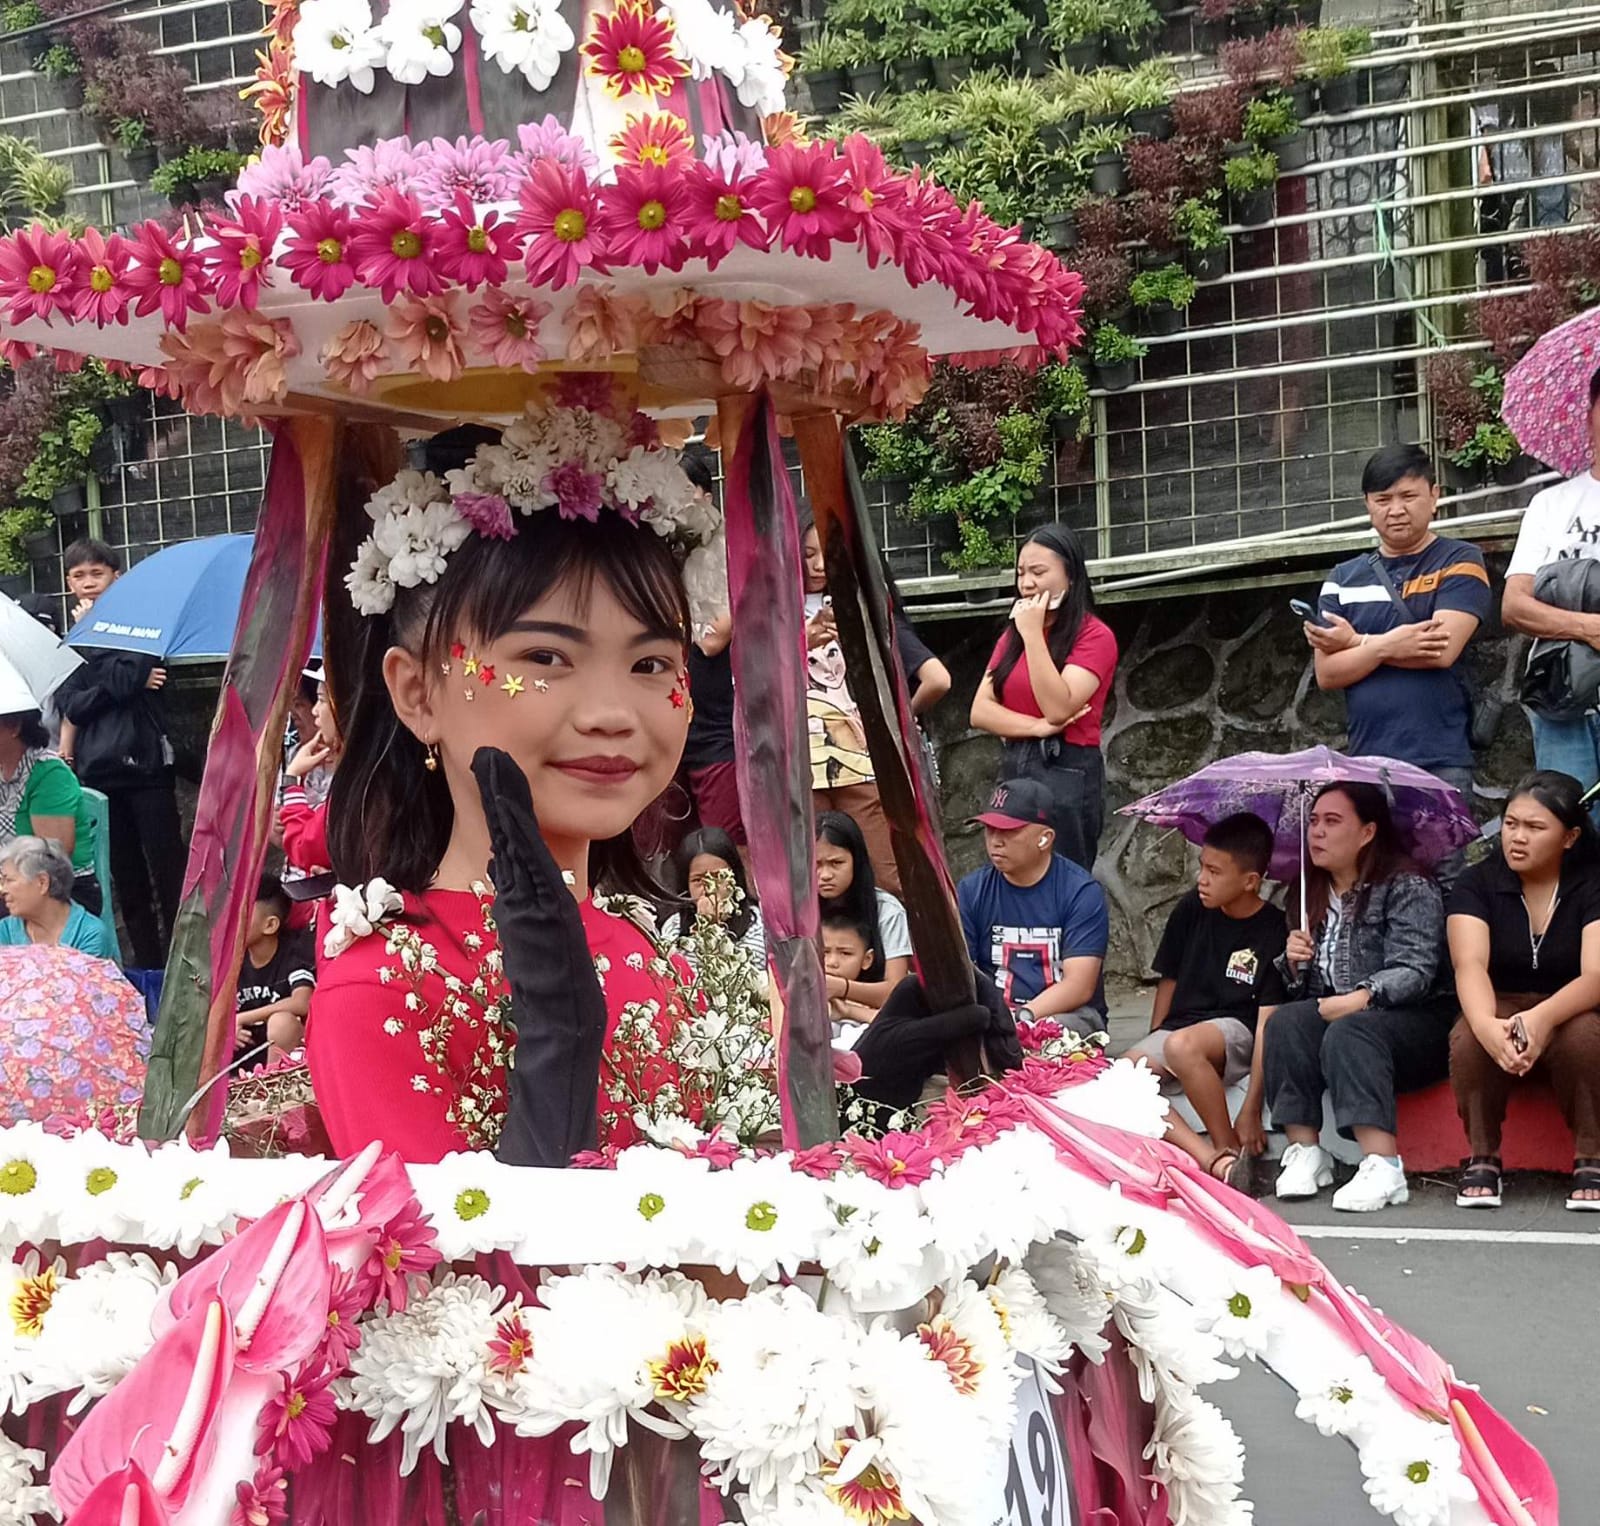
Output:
[1302, 444, 1492, 795]
[957, 778, 1109, 1033]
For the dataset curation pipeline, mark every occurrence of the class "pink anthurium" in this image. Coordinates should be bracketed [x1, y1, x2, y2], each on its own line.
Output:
[1450, 1389, 1558, 1526]
[61, 1462, 171, 1526]
[308, 1146, 419, 1263]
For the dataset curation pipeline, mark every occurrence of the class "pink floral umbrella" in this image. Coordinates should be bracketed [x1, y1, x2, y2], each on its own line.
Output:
[0, 945, 149, 1133]
[1503, 306, 1600, 475]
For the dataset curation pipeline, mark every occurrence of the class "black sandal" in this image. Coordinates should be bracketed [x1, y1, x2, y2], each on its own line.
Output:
[1566, 1158, 1600, 1213]
[1455, 1156, 1502, 1209]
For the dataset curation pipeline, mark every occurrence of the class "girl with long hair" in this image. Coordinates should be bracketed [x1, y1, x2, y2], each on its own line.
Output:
[1260, 782, 1451, 1212]
[307, 407, 709, 1164]
[968, 525, 1118, 868]
[660, 825, 766, 968]
[1448, 770, 1600, 1209]
[814, 810, 912, 1011]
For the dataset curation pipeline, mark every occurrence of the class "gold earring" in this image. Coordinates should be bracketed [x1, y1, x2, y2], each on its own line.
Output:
[423, 741, 440, 772]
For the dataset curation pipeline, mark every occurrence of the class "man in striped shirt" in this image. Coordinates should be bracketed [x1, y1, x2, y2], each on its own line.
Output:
[1300, 445, 1492, 795]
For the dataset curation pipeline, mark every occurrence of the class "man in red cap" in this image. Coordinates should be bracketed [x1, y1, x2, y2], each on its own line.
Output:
[957, 778, 1109, 1034]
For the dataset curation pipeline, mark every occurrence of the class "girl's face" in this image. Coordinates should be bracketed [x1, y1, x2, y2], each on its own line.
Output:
[802, 527, 827, 596]
[400, 572, 689, 854]
[1307, 791, 1376, 876]
[1016, 541, 1069, 601]
[688, 852, 735, 919]
[815, 837, 855, 901]
[1502, 794, 1578, 877]
[312, 683, 339, 750]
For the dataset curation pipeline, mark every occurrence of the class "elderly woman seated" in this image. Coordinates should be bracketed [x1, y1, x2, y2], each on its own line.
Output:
[0, 835, 118, 958]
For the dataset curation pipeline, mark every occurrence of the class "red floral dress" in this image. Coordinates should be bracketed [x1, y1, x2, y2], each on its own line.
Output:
[306, 886, 686, 1163]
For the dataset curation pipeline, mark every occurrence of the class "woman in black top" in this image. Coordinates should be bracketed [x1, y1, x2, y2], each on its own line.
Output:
[1448, 770, 1600, 1210]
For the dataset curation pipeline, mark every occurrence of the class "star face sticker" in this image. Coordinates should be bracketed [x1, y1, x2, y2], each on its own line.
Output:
[669, 687, 686, 709]
[462, 655, 481, 677]
[502, 673, 526, 698]
[451, 642, 466, 660]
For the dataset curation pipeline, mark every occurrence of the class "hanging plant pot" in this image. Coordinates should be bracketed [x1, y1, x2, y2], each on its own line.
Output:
[1044, 211, 1078, 251]
[871, 475, 914, 508]
[1093, 358, 1138, 392]
[1089, 150, 1126, 198]
[1370, 64, 1407, 103]
[124, 143, 158, 182]
[1231, 186, 1276, 226]
[1224, 139, 1258, 161]
[1267, 131, 1311, 173]
[900, 138, 934, 168]
[1105, 32, 1148, 68]
[1139, 301, 1186, 337]
[51, 483, 88, 517]
[21, 526, 54, 560]
[1126, 105, 1173, 141]
[1318, 74, 1360, 115]
[1051, 412, 1084, 443]
[1186, 243, 1228, 281]
[1020, 39, 1052, 76]
[1441, 458, 1483, 493]
[931, 54, 973, 89]
[1192, 20, 1226, 51]
[0, 574, 28, 600]
[1061, 38, 1102, 71]
[886, 543, 930, 581]
[803, 69, 846, 115]
[893, 57, 935, 91]
[846, 62, 887, 97]
[1287, 79, 1317, 118]
[1135, 244, 1171, 270]
[1491, 453, 1534, 487]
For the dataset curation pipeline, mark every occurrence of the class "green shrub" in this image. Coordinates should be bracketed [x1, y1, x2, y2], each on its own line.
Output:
[798, 31, 852, 71]
[149, 146, 247, 196]
[1224, 149, 1278, 194]
[1243, 92, 1299, 145]
[1172, 195, 1226, 250]
[1130, 262, 1198, 309]
[1092, 323, 1148, 365]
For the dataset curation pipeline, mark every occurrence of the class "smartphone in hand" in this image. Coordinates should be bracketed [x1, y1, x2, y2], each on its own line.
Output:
[1291, 598, 1330, 627]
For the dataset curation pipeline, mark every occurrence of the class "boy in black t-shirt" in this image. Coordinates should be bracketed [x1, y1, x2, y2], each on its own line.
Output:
[1126, 813, 1286, 1179]
[234, 873, 316, 1071]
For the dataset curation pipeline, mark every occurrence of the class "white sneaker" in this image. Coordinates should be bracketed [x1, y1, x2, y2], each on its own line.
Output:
[1274, 1142, 1334, 1200]
[1332, 1154, 1409, 1213]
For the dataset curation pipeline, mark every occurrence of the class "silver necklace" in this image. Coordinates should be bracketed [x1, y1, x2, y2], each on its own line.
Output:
[1521, 880, 1561, 972]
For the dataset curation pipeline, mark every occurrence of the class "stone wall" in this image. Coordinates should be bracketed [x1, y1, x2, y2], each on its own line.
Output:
[920, 553, 1532, 985]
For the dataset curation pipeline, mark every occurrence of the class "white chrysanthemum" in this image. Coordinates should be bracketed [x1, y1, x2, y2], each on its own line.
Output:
[0, 1250, 65, 1417]
[498, 1266, 695, 1496]
[608, 446, 692, 521]
[1051, 1056, 1170, 1138]
[25, 1252, 174, 1412]
[916, 1280, 1019, 1447]
[138, 1139, 236, 1256]
[1196, 1263, 1284, 1361]
[682, 531, 729, 639]
[1294, 1353, 1386, 1439]
[732, 1481, 857, 1526]
[1145, 1389, 1248, 1526]
[988, 1266, 1075, 1378]
[706, 1155, 830, 1283]
[344, 1272, 505, 1475]
[609, 1144, 711, 1268]
[661, 0, 739, 79]
[730, 16, 787, 115]
[1024, 1237, 1113, 1364]
[1359, 1415, 1474, 1526]
[688, 1283, 863, 1504]
[54, 1132, 149, 1244]
[381, 0, 464, 84]
[293, 0, 386, 90]
[367, 467, 448, 520]
[345, 537, 396, 616]
[422, 1152, 522, 1258]
[323, 877, 404, 959]
[0, 1124, 66, 1243]
[372, 499, 473, 589]
[1077, 1210, 1170, 1294]
[815, 1170, 934, 1306]
[470, 0, 574, 89]
[1113, 1283, 1237, 1404]
[0, 1430, 53, 1526]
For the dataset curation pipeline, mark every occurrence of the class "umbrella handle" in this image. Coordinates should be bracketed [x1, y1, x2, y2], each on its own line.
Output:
[165, 1043, 270, 1142]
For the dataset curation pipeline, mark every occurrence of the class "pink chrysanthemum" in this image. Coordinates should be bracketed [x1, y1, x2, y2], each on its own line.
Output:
[349, 187, 444, 301]
[923, 1091, 1027, 1157]
[610, 112, 693, 169]
[415, 134, 518, 208]
[597, 163, 688, 274]
[363, 1199, 441, 1312]
[281, 201, 357, 301]
[839, 135, 911, 269]
[123, 219, 211, 329]
[232, 1462, 288, 1526]
[694, 297, 811, 389]
[487, 1309, 533, 1378]
[693, 1133, 741, 1168]
[322, 318, 386, 394]
[582, 0, 687, 99]
[229, 143, 332, 215]
[435, 192, 517, 290]
[318, 1267, 367, 1371]
[894, 173, 959, 289]
[684, 157, 767, 271]
[455, 492, 515, 539]
[515, 115, 599, 173]
[0, 223, 76, 323]
[205, 196, 283, 310]
[748, 140, 852, 260]
[258, 1364, 337, 1473]
[515, 158, 605, 290]
[387, 292, 466, 383]
[327, 137, 420, 208]
[467, 288, 550, 371]
[542, 459, 604, 522]
[842, 1130, 940, 1188]
[790, 1141, 845, 1180]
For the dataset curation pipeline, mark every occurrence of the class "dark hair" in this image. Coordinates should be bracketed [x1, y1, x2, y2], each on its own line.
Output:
[1361, 444, 1435, 495]
[1589, 366, 1600, 412]
[1506, 769, 1600, 868]
[816, 810, 885, 980]
[1202, 811, 1273, 878]
[255, 871, 291, 923]
[988, 525, 1093, 694]
[326, 438, 691, 904]
[680, 449, 715, 497]
[1300, 781, 1419, 933]
[0, 710, 50, 750]
[62, 537, 122, 574]
[821, 908, 874, 951]
[18, 594, 60, 637]
[672, 826, 757, 939]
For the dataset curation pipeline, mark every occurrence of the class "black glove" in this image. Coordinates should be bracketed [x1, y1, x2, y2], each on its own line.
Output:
[472, 746, 607, 1168]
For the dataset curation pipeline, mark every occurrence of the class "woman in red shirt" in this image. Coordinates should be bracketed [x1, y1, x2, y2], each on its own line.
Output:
[307, 420, 705, 1166]
[968, 525, 1119, 868]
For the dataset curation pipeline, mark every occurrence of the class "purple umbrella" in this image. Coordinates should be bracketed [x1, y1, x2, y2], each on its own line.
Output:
[1120, 746, 1480, 922]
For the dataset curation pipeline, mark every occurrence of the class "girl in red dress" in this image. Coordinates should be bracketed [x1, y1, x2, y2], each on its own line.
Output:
[307, 418, 707, 1165]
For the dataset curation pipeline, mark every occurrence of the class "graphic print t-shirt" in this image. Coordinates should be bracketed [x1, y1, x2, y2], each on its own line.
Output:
[957, 857, 1109, 1014]
[805, 592, 874, 790]
[1506, 473, 1600, 579]
[234, 931, 316, 1068]
[1153, 890, 1288, 1034]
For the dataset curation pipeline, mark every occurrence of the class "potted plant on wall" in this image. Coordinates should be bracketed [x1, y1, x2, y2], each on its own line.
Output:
[0, 505, 52, 583]
[1076, 123, 1129, 196]
[1091, 323, 1148, 391]
[1105, 0, 1159, 68]
[1224, 148, 1278, 225]
[32, 41, 83, 109]
[858, 422, 939, 508]
[150, 145, 248, 208]
[1300, 27, 1372, 115]
[1122, 59, 1177, 139]
[1173, 194, 1228, 279]
[1130, 262, 1198, 336]
[1044, 0, 1107, 71]
[798, 31, 851, 115]
[1242, 91, 1308, 172]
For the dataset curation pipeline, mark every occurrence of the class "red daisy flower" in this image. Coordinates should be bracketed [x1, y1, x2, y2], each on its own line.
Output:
[839, 136, 911, 270]
[515, 158, 605, 290]
[318, 1267, 367, 1371]
[598, 163, 688, 274]
[258, 1364, 338, 1473]
[232, 1462, 288, 1526]
[610, 112, 693, 169]
[434, 192, 518, 290]
[0, 223, 77, 323]
[582, 0, 687, 99]
[823, 1452, 911, 1525]
[123, 219, 212, 329]
[348, 187, 445, 301]
[362, 1199, 441, 1313]
[842, 1131, 939, 1188]
[790, 1141, 845, 1179]
[281, 201, 356, 301]
[205, 196, 283, 310]
[487, 1309, 534, 1378]
[748, 140, 852, 260]
[684, 157, 767, 270]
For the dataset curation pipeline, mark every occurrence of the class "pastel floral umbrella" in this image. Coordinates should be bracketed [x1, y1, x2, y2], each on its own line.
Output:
[0, 946, 149, 1134]
[1503, 305, 1600, 475]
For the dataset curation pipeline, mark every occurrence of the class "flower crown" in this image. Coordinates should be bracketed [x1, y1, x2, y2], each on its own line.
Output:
[346, 400, 721, 616]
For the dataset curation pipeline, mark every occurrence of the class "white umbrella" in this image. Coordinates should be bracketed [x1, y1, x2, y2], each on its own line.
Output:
[0, 591, 81, 707]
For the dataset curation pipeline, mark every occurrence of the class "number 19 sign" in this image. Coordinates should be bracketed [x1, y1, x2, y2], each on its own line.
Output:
[995, 1356, 1076, 1526]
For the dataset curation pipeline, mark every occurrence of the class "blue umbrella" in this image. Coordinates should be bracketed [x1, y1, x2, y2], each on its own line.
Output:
[66, 535, 322, 663]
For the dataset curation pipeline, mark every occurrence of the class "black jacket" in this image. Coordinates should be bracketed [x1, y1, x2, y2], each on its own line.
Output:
[55, 650, 172, 788]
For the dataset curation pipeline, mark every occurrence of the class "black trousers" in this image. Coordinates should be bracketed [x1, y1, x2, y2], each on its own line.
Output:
[71, 870, 103, 918]
[1263, 997, 1452, 1139]
[1000, 738, 1105, 869]
[104, 773, 184, 969]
